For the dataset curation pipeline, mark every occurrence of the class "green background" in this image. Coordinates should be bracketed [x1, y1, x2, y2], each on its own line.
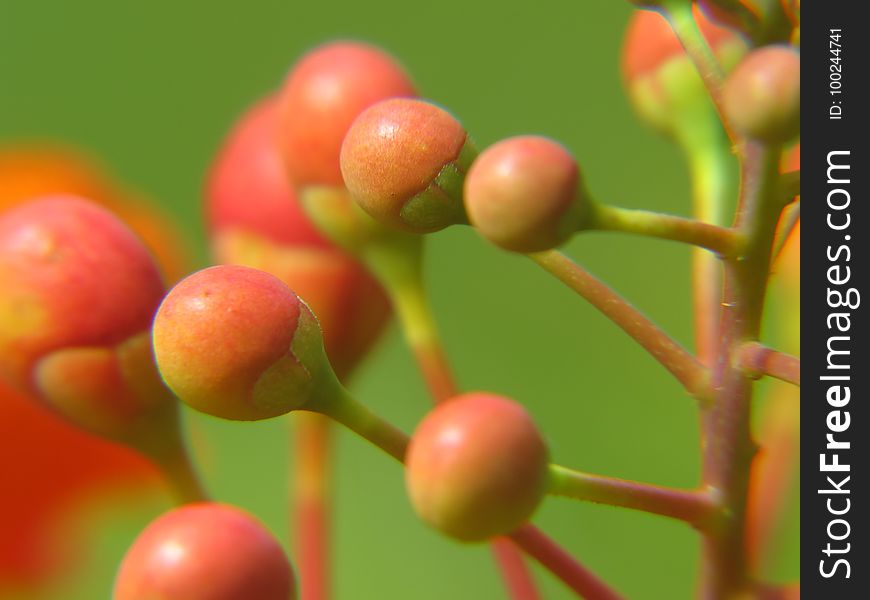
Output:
[0, 1, 798, 598]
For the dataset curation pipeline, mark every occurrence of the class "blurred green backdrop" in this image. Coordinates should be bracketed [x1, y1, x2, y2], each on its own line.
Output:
[0, 0, 797, 598]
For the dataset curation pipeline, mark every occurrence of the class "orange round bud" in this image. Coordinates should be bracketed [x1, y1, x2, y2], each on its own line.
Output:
[277, 41, 416, 188]
[153, 265, 327, 421]
[0, 145, 190, 283]
[206, 97, 391, 379]
[405, 393, 549, 542]
[465, 136, 586, 252]
[723, 45, 800, 143]
[621, 9, 746, 136]
[0, 196, 165, 391]
[114, 503, 295, 600]
[340, 98, 474, 233]
[207, 97, 329, 248]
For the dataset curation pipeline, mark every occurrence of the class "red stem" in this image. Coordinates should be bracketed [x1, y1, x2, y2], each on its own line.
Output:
[529, 250, 710, 400]
[737, 342, 800, 386]
[508, 525, 625, 600]
[491, 538, 542, 600]
[293, 412, 332, 600]
[699, 143, 783, 598]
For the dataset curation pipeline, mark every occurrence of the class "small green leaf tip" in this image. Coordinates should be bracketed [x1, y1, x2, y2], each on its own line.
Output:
[405, 392, 549, 543]
[340, 98, 474, 234]
[152, 265, 331, 421]
[723, 45, 800, 143]
[464, 136, 587, 253]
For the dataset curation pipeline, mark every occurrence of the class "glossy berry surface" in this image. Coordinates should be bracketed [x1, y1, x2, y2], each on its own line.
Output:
[340, 98, 472, 233]
[277, 42, 416, 188]
[465, 136, 584, 253]
[153, 265, 324, 421]
[114, 503, 295, 600]
[0, 196, 165, 391]
[405, 392, 549, 542]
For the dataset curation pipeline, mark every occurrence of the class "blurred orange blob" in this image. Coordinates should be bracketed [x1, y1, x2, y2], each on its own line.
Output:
[0, 145, 191, 283]
[0, 369, 160, 590]
[0, 144, 190, 590]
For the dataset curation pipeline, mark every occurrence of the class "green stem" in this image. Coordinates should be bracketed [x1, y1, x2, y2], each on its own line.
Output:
[591, 203, 742, 257]
[678, 121, 737, 366]
[548, 465, 718, 527]
[661, 1, 736, 145]
[151, 441, 208, 504]
[529, 250, 711, 401]
[316, 375, 409, 463]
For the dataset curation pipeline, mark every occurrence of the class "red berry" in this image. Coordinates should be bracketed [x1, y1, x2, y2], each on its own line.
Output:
[405, 393, 549, 542]
[277, 42, 416, 189]
[205, 97, 391, 379]
[206, 97, 329, 248]
[340, 98, 473, 233]
[153, 265, 327, 421]
[0, 196, 164, 392]
[465, 136, 586, 252]
[114, 503, 295, 600]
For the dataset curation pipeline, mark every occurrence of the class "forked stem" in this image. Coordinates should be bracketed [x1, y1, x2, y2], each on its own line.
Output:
[508, 525, 625, 600]
[528, 250, 711, 401]
[310, 377, 627, 599]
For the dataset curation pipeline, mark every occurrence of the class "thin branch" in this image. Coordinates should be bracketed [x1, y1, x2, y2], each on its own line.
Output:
[548, 465, 719, 527]
[736, 342, 800, 386]
[661, 1, 738, 146]
[528, 250, 711, 401]
[508, 525, 626, 600]
[592, 204, 743, 257]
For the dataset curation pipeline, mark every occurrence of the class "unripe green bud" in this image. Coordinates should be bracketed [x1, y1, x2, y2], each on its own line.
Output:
[405, 392, 549, 542]
[153, 265, 329, 421]
[465, 136, 587, 253]
[340, 98, 475, 233]
[722, 45, 800, 143]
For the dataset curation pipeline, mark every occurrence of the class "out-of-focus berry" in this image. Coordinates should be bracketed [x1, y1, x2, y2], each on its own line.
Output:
[114, 503, 295, 600]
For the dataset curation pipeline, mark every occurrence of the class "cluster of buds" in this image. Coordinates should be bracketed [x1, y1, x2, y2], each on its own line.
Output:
[0, 1, 800, 598]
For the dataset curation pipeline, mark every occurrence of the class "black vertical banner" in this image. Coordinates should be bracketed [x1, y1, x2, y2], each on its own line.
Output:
[803, 2, 869, 597]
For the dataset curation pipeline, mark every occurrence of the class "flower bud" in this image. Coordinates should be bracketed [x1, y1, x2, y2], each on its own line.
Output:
[621, 8, 746, 137]
[405, 393, 549, 542]
[206, 97, 391, 380]
[0, 196, 164, 386]
[722, 45, 800, 143]
[153, 265, 329, 421]
[277, 41, 416, 189]
[465, 136, 587, 252]
[0, 145, 190, 283]
[114, 503, 296, 600]
[341, 98, 474, 233]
